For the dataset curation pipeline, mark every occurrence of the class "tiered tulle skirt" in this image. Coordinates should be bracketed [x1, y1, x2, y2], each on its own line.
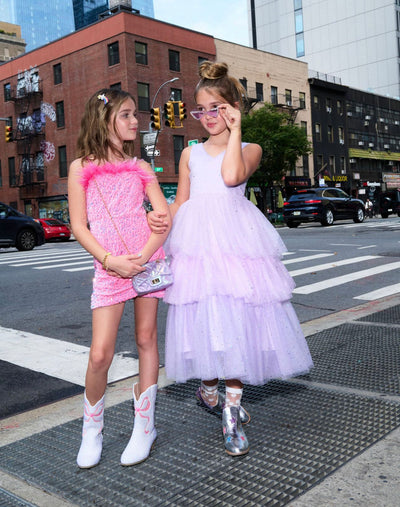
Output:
[164, 194, 313, 385]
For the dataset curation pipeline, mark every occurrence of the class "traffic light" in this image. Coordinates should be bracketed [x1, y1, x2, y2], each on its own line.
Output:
[178, 101, 187, 121]
[150, 107, 161, 130]
[5, 125, 12, 143]
[164, 101, 175, 128]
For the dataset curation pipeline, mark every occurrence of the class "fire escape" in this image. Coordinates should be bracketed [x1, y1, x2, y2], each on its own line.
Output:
[9, 73, 47, 200]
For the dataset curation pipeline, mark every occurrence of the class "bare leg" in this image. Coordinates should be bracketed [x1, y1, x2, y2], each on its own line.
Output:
[85, 302, 125, 404]
[134, 296, 159, 395]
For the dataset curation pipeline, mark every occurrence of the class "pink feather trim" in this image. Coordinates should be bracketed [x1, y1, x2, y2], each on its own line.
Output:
[80, 158, 156, 190]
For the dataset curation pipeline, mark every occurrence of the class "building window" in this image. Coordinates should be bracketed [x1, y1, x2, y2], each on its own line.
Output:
[316, 155, 323, 174]
[337, 99, 343, 115]
[313, 95, 319, 108]
[315, 123, 321, 141]
[256, 82, 264, 101]
[294, 0, 302, 8]
[137, 82, 150, 111]
[108, 41, 120, 66]
[0, 160, 2, 187]
[36, 152, 44, 181]
[327, 125, 334, 142]
[9, 157, 16, 186]
[135, 42, 148, 65]
[300, 120, 307, 132]
[294, 0, 304, 57]
[170, 88, 182, 101]
[296, 33, 305, 57]
[326, 97, 332, 112]
[110, 82, 121, 90]
[239, 78, 248, 91]
[329, 156, 335, 173]
[299, 92, 306, 109]
[53, 63, 62, 85]
[173, 135, 184, 174]
[338, 126, 344, 142]
[295, 11, 303, 33]
[169, 50, 180, 72]
[271, 86, 278, 105]
[4, 83, 11, 101]
[58, 146, 67, 178]
[340, 157, 346, 174]
[303, 155, 309, 178]
[56, 101, 65, 128]
[285, 89, 292, 106]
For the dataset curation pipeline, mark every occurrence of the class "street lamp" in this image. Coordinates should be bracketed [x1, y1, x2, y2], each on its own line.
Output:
[151, 77, 179, 113]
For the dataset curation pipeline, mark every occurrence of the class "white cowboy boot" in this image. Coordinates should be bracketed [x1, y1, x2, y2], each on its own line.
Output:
[120, 383, 157, 466]
[77, 392, 105, 468]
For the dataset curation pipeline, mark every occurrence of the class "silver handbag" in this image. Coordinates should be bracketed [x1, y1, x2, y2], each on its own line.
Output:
[132, 257, 173, 296]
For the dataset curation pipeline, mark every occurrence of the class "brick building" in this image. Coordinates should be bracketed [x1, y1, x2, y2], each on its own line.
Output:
[0, 10, 215, 219]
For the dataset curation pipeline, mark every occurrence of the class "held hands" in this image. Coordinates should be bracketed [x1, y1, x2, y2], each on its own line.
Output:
[106, 253, 145, 278]
[147, 211, 169, 234]
[218, 104, 241, 131]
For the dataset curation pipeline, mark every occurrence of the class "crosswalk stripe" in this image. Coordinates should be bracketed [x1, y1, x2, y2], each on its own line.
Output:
[293, 261, 400, 295]
[282, 253, 334, 265]
[9, 254, 90, 267]
[64, 265, 94, 272]
[354, 283, 400, 301]
[34, 260, 94, 269]
[289, 255, 380, 277]
[0, 326, 139, 386]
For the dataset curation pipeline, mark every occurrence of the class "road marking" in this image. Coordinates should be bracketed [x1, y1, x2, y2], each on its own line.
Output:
[9, 254, 90, 266]
[358, 245, 377, 249]
[0, 326, 139, 386]
[354, 283, 400, 301]
[289, 255, 380, 277]
[293, 261, 400, 294]
[64, 265, 94, 272]
[282, 253, 334, 265]
[34, 260, 93, 269]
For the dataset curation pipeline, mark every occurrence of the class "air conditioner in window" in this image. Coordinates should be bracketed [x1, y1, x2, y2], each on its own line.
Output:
[380, 118, 385, 122]
[349, 158, 356, 163]
[384, 125, 388, 131]
[358, 141, 364, 146]
[286, 101, 292, 106]
[384, 144, 390, 149]
[395, 121, 399, 125]
[388, 161, 394, 166]
[365, 115, 371, 120]
[326, 107, 332, 113]
[368, 143, 374, 147]
[339, 139, 345, 144]
[364, 121, 369, 126]
[347, 111, 353, 116]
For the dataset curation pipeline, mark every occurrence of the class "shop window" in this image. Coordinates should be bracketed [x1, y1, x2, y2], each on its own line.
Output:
[56, 101, 65, 128]
[53, 63, 62, 85]
[58, 146, 67, 178]
[108, 41, 120, 66]
[169, 50, 180, 72]
[137, 82, 150, 111]
[135, 42, 148, 65]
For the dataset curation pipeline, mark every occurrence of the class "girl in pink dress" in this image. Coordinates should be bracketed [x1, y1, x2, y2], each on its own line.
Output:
[149, 62, 313, 456]
[68, 89, 171, 469]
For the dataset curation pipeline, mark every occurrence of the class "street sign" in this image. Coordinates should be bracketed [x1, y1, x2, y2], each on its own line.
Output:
[154, 167, 163, 172]
[188, 139, 198, 146]
[143, 132, 158, 145]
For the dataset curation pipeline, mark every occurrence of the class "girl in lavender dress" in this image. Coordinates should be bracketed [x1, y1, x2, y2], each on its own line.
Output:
[150, 62, 313, 456]
[68, 89, 171, 468]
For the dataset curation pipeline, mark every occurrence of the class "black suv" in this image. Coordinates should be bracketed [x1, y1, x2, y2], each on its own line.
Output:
[0, 202, 45, 251]
[378, 190, 400, 218]
[283, 187, 365, 227]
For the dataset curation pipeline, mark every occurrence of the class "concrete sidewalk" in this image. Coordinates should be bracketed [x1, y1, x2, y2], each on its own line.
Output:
[1, 295, 399, 506]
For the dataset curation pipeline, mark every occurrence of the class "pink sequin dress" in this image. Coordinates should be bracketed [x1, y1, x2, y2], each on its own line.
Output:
[80, 158, 165, 309]
[164, 143, 313, 385]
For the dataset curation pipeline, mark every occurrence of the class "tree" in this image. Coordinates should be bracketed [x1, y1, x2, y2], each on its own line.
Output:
[241, 103, 312, 210]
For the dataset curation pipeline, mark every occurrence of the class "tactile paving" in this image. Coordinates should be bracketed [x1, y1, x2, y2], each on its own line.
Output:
[299, 322, 400, 394]
[1, 379, 400, 506]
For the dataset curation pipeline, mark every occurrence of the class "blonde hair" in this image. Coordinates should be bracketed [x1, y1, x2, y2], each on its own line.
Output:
[194, 61, 247, 110]
[76, 88, 136, 162]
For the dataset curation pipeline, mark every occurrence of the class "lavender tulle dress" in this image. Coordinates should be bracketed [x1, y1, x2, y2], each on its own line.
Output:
[164, 143, 313, 385]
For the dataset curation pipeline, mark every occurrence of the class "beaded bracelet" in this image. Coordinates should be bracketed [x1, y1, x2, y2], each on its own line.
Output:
[102, 252, 111, 270]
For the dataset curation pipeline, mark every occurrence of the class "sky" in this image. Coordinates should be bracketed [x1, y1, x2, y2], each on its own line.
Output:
[153, 0, 250, 47]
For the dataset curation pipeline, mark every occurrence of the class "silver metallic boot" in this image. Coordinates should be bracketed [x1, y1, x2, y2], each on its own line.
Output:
[222, 405, 249, 456]
[196, 387, 250, 424]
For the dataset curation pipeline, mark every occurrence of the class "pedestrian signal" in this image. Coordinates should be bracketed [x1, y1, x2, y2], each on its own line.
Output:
[5, 125, 12, 143]
[164, 101, 175, 128]
[150, 107, 161, 130]
[178, 101, 187, 121]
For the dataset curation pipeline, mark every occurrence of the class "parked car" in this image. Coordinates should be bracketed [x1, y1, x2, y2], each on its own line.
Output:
[37, 218, 71, 241]
[283, 187, 365, 228]
[0, 201, 45, 251]
[378, 190, 400, 218]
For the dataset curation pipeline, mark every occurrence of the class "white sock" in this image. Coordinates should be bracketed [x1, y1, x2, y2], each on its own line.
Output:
[201, 381, 218, 407]
[225, 386, 243, 408]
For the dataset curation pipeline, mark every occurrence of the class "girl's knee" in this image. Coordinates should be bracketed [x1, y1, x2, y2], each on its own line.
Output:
[89, 348, 113, 372]
[135, 327, 157, 351]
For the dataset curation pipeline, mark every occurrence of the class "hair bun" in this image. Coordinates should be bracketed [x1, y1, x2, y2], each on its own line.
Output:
[199, 61, 228, 80]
